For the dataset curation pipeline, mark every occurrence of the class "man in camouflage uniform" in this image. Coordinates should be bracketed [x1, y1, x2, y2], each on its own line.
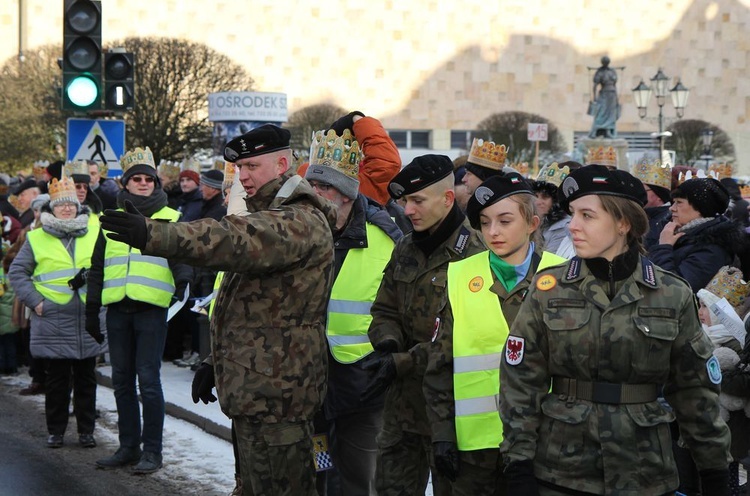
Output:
[499, 164, 731, 495]
[362, 154, 486, 496]
[100, 125, 337, 495]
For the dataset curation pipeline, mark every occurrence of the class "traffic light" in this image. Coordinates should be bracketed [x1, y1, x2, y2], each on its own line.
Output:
[62, 0, 102, 111]
[104, 50, 135, 111]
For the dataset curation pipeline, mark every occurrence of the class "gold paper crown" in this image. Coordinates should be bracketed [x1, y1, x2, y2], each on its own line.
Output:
[32, 160, 49, 179]
[631, 156, 671, 190]
[157, 160, 180, 181]
[8, 195, 19, 210]
[48, 176, 77, 204]
[705, 266, 750, 310]
[64, 160, 89, 180]
[120, 147, 156, 172]
[309, 129, 362, 179]
[468, 138, 507, 171]
[740, 184, 750, 199]
[585, 146, 618, 167]
[96, 161, 108, 178]
[213, 159, 226, 172]
[707, 163, 732, 180]
[536, 162, 570, 188]
[182, 158, 202, 174]
[509, 162, 529, 177]
[223, 163, 236, 190]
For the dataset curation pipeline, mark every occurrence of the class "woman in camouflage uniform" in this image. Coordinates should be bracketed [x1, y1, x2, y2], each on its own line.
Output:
[499, 164, 731, 495]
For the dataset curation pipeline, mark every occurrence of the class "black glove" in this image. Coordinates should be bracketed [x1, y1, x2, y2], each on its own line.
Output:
[329, 111, 365, 135]
[372, 337, 399, 353]
[100, 200, 148, 250]
[191, 362, 217, 404]
[85, 313, 104, 344]
[433, 442, 460, 482]
[67, 267, 89, 291]
[505, 460, 539, 496]
[700, 467, 730, 496]
[360, 351, 396, 403]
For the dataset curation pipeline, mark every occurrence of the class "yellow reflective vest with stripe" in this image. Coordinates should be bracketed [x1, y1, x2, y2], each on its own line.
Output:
[448, 249, 566, 451]
[208, 271, 224, 318]
[101, 206, 180, 308]
[26, 223, 100, 305]
[326, 222, 395, 364]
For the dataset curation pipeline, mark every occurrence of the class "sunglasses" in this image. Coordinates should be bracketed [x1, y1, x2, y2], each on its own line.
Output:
[75, 183, 88, 190]
[130, 176, 155, 184]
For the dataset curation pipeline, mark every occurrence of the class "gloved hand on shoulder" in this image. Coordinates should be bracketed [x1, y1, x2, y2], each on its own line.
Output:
[68, 267, 89, 291]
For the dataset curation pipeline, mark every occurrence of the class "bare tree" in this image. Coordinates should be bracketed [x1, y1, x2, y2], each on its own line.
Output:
[665, 119, 735, 166]
[475, 111, 567, 164]
[110, 37, 254, 163]
[0, 45, 65, 171]
[285, 103, 347, 160]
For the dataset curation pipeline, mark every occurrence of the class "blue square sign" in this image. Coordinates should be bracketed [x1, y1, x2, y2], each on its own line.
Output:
[67, 118, 126, 177]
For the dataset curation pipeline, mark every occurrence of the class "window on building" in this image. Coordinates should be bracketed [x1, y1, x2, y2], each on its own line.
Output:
[388, 131, 408, 148]
[451, 130, 472, 149]
[387, 130, 431, 149]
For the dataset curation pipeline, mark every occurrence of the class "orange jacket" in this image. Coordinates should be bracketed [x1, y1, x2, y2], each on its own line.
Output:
[353, 117, 401, 206]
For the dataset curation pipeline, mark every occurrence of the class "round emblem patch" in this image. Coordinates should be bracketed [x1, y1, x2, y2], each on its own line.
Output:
[469, 276, 484, 292]
[536, 274, 557, 291]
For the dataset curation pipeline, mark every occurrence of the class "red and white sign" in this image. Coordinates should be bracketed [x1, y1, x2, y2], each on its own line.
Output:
[527, 123, 548, 142]
[505, 336, 525, 365]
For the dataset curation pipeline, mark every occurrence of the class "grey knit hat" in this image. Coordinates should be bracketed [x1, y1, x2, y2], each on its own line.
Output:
[201, 169, 224, 190]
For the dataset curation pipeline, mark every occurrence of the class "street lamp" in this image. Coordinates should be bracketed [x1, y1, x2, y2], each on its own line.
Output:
[699, 128, 714, 170]
[632, 68, 689, 162]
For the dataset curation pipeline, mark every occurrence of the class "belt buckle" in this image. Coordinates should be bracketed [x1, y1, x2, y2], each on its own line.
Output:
[592, 382, 622, 404]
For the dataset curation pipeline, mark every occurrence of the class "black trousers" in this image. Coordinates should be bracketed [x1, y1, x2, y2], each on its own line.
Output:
[45, 357, 97, 436]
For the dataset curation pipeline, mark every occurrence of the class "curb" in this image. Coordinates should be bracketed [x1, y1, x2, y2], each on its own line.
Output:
[94, 369, 231, 443]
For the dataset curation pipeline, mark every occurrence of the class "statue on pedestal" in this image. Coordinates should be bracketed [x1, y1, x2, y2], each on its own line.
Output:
[587, 56, 622, 139]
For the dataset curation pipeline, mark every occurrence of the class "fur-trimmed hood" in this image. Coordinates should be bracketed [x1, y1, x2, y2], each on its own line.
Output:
[675, 216, 747, 255]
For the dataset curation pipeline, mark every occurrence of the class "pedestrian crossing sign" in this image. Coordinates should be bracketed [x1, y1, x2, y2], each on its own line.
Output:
[66, 118, 126, 177]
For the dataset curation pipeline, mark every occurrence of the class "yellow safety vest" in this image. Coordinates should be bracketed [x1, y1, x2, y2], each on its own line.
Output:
[101, 206, 180, 308]
[448, 249, 565, 451]
[208, 271, 225, 318]
[326, 222, 395, 364]
[27, 223, 100, 305]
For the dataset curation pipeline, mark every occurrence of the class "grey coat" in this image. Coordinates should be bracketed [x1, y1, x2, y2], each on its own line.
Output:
[7, 214, 105, 359]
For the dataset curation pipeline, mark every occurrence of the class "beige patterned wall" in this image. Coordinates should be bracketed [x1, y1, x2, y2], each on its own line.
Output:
[2, 0, 749, 170]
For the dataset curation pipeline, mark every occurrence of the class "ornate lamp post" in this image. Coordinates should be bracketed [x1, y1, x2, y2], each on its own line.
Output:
[699, 128, 714, 170]
[632, 69, 690, 161]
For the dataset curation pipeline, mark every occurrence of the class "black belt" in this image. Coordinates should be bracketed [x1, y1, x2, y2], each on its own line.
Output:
[551, 377, 659, 404]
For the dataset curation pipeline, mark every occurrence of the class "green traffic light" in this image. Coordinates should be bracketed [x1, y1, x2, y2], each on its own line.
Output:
[66, 75, 99, 107]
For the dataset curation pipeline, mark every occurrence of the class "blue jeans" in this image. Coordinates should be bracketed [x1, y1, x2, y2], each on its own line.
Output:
[107, 304, 167, 454]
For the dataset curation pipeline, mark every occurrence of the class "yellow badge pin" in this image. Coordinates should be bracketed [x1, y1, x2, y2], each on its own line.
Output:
[469, 276, 484, 292]
[536, 274, 557, 291]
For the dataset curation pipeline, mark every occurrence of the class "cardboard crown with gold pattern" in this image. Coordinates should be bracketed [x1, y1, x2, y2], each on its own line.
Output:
[309, 129, 362, 179]
[157, 160, 180, 181]
[707, 163, 732, 180]
[704, 266, 750, 310]
[120, 147, 156, 172]
[32, 161, 49, 180]
[585, 146, 618, 168]
[48, 175, 78, 206]
[631, 156, 671, 190]
[64, 160, 89, 180]
[223, 163, 236, 191]
[213, 159, 226, 172]
[468, 138, 508, 171]
[536, 162, 570, 188]
[508, 162, 529, 177]
[181, 158, 202, 174]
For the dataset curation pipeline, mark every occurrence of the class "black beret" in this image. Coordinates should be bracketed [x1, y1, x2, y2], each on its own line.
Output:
[47, 160, 64, 180]
[388, 154, 453, 200]
[223, 124, 291, 162]
[672, 177, 730, 218]
[466, 173, 534, 229]
[12, 177, 40, 196]
[558, 164, 647, 212]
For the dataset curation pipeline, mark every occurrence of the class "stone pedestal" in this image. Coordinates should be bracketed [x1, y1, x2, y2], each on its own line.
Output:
[577, 137, 629, 170]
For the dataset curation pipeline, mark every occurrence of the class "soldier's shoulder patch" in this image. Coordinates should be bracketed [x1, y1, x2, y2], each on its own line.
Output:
[707, 356, 722, 385]
[453, 226, 471, 254]
[505, 336, 525, 366]
[565, 257, 582, 281]
[641, 257, 657, 287]
[536, 274, 557, 291]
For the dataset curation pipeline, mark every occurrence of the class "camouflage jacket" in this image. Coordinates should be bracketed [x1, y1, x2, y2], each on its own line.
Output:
[368, 216, 485, 436]
[143, 172, 337, 422]
[423, 247, 546, 451]
[499, 255, 731, 495]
